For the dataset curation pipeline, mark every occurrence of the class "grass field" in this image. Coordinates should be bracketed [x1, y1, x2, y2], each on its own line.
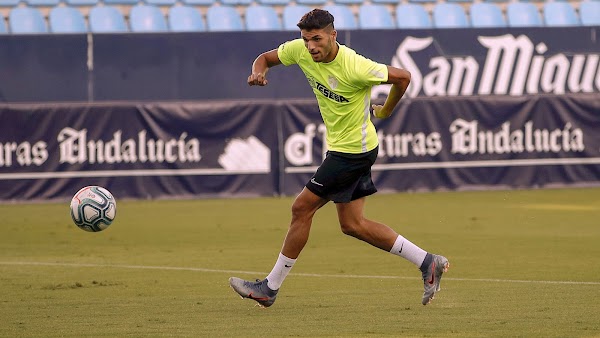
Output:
[1, 187, 600, 337]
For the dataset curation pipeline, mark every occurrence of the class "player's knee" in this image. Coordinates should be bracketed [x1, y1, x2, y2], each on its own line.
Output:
[339, 220, 362, 238]
[291, 199, 313, 221]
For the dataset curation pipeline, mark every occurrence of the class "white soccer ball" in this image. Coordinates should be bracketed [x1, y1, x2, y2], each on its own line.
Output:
[70, 186, 117, 232]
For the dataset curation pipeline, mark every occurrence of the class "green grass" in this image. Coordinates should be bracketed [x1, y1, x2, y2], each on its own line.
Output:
[1, 188, 600, 337]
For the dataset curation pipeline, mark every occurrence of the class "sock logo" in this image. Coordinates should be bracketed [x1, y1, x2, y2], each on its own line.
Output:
[398, 242, 404, 254]
[284, 265, 292, 268]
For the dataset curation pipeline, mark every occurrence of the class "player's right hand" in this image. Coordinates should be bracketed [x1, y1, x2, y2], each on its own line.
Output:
[248, 73, 268, 86]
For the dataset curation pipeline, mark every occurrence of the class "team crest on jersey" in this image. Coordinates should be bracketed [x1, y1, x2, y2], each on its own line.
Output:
[327, 75, 338, 89]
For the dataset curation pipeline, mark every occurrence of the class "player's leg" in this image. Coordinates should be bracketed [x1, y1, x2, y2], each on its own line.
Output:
[336, 196, 449, 305]
[335, 197, 397, 251]
[280, 187, 329, 259]
[229, 187, 328, 307]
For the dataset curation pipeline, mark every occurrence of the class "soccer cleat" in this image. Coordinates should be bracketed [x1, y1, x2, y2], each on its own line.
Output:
[421, 254, 450, 305]
[229, 277, 278, 308]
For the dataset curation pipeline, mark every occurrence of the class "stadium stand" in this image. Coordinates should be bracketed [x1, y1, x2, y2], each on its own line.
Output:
[322, 4, 357, 29]
[543, 1, 580, 26]
[206, 5, 244, 31]
[358, 4, 395, 29]
[580, 0, 600, 26]
[470, 2, 506, 27]
[396, 4, 432, 29]
[49, 6, 87, 33]
[129, 4, 168, 32]
[506, 2, 543, 27]
[283, 4, 311, 30]
[9, 7, 48, 34]
[88, 6, 127, 32]
[433, 2, 469, 28]
[168, 5, 205, 32]
[246, 5, 282, 31]
[0, 0, 596, 34]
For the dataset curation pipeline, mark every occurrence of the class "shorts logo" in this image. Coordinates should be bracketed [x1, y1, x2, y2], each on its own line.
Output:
[310, 178, 324, 186]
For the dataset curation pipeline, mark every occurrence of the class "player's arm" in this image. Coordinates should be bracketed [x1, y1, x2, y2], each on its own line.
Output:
[248, 49, 282, 86]
[372, 66, 411, 119]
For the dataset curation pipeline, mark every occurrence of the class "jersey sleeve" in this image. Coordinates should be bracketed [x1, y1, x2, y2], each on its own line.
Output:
[351, 53, 389, 87]
[277, 39, 305, 66]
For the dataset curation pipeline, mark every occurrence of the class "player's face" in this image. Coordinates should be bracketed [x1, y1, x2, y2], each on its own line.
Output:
[301, 26, 337, 63]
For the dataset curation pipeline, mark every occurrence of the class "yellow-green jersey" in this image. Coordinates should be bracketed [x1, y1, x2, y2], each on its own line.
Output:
[277, 39, 388, 154]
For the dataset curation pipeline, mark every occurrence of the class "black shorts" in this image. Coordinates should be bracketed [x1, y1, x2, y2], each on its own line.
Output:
[306, 147, 378, 203]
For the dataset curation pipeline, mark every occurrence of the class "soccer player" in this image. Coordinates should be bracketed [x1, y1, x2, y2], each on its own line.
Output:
[229, 9, 449, 307]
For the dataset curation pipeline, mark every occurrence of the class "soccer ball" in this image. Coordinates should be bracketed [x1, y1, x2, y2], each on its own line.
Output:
[70, 186, 117, 232]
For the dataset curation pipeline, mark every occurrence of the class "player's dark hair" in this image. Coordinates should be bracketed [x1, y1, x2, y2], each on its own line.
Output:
[297, 9, 335, 30]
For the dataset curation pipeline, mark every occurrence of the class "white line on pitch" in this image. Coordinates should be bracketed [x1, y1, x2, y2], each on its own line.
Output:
[1, 261, 599, 286]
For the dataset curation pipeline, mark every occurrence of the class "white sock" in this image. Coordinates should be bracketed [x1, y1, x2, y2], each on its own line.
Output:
[266, 253, 296, 290]
[389, 235, 428, 267]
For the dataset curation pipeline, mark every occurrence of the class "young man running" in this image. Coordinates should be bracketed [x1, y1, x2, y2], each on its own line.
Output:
[229, 9, 449, 307]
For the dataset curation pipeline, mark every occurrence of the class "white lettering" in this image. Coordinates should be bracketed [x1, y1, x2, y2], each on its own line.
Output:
[449, 119, 585, 155]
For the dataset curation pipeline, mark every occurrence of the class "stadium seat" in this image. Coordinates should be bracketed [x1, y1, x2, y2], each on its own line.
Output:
[296, 0, 327, 5]
[9, 7, 48, 34]
[129, 5, 168, 32]
[322, 5, 357, 30]
[283, 5, 310, 31]
[580, 0, 600, 26]
[103, 0, 137, 5]
[407, 0, 437, 3]
[168, 6, 205, 32]
[181, 0, 215, 5]
[396, 4, 432, 29]
[26, 0, 59, 6]
[257, 0, 288, 5]
[334, 0, 363, 4]
[246, 5, 282, 31]
[145, 0, 176, 6]
[221, 0, 252, 6]
[49, 7, 87, 33]
[207, 6, 243, 31]
[543, 2, 579, 26]
[358, 4, 395, 29]
[65, 0, 98, 6]
[470, 2, 506, 27]
[0, 0, 20, 7]
[371, 0, 399, 4]
[506, 2, 542, 27]
[433, 3, 469, 28]
[89, 6, 128, 33]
